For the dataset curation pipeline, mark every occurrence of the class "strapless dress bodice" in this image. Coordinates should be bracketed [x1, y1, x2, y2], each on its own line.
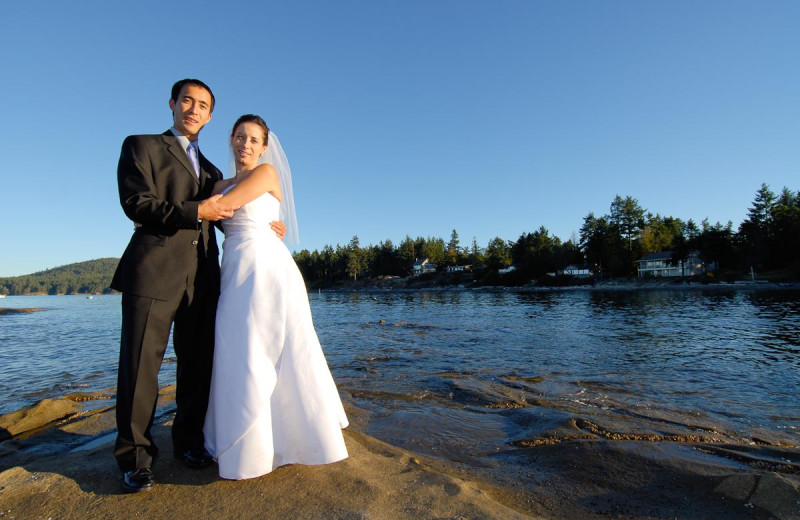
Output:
[221, 192, 280, 238]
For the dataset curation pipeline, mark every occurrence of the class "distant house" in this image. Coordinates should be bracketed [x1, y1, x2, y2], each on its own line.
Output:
[559, 265, 593, 278]
[412, 258, 437, 276]
[636, 251, 706, 278]
[498, 265, 516, 275]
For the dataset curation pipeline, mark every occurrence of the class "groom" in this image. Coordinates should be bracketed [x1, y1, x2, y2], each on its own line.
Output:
[111, 79, 284, 493]
[111, 78, 227, 493]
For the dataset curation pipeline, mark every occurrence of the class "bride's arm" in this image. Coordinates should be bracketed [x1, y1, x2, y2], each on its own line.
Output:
[218, 164, 282, 208]
[211, 178, 236, 196]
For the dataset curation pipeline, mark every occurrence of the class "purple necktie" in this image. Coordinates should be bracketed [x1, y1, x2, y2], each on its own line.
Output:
[187, 142, 200, 177]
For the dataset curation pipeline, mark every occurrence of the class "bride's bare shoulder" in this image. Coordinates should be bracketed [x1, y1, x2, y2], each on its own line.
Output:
[252, 164, 281, 200]
[252, 163, 278, 179]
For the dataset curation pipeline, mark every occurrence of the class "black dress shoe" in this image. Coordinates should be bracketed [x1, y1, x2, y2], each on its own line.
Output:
[174, 448, 214, 469]
[122, 467, 154, 493]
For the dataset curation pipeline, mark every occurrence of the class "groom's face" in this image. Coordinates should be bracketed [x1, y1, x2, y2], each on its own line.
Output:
[169, 84, 213, 139]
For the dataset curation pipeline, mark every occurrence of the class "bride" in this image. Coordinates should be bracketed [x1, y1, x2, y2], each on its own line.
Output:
[203, 114, 348, 480]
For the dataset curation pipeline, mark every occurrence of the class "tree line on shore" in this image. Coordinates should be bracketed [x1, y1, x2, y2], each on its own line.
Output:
[292, 183, 799, 285]
[1, 183, 797, 295]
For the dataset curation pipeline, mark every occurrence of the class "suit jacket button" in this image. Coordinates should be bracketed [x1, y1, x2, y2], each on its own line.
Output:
[192, 240, 199, 245]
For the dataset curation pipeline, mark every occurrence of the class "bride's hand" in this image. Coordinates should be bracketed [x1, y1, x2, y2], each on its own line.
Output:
[270, 220, 287, 241]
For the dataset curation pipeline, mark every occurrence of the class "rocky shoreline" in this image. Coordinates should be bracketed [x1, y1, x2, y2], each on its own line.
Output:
[0, 308, 45, 315]
[1, 389, 798, 519]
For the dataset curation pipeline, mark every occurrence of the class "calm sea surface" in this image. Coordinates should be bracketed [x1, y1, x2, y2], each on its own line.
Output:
[1, 290, 798, 460]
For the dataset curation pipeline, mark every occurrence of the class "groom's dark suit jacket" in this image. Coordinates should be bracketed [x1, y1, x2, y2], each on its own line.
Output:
[111, 131, 222, 299]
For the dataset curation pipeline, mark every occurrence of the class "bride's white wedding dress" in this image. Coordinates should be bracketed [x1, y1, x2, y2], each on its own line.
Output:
[203, 190, 348, 480]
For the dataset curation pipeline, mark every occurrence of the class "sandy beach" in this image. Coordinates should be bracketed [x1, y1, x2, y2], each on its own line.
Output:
[1, 386, 798, 520]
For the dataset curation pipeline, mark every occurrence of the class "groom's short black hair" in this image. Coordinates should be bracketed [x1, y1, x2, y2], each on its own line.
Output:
[171, 78, 216, 112]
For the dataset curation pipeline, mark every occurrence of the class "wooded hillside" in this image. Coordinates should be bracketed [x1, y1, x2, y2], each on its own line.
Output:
[0, 258, 119, 295]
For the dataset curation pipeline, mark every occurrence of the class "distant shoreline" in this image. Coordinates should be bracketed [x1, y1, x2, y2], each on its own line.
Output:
[310, 278, 800, 293]
[510, 280, 800, 292]
[2, 280, 800, 298]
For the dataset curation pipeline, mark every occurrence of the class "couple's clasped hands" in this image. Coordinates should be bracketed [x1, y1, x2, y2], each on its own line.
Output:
[198, 194, 287, 240]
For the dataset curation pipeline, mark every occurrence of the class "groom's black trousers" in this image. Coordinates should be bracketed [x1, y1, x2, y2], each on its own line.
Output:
[114, 261, 217, 473]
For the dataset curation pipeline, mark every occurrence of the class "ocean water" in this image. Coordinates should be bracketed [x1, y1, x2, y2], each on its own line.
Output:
[1, 290, 798, 462]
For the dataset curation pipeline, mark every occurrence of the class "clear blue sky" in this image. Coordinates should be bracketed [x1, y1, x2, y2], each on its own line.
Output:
[1, 1, 797, 276]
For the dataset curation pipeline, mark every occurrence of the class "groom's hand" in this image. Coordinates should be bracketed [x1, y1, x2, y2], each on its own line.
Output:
[198, 194, 235, 221]
[270, 220, 287, 241]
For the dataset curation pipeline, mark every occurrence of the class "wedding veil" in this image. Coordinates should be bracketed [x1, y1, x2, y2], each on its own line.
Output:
[260, 132, 299, 246]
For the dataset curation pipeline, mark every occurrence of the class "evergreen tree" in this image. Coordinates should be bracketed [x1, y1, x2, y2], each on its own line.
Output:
[447, 229, 461, 266]
[511, 227, 557, 277]
[467, 236, 484, 267]
[609, 195, 645, 273]
[485, 237, 512, 270]
[398, 236, 417, 275]
[293, 249, 313, 280]
[640, 213, 683, 254]
[346, 236, 365, 281]
[738, 183, 776, 269]
[695, 219, 736, 272]
[372, 239, 403, 276]
[683, 219, 701, 241]
[579, 213, 619, 278]
[556, 238, 585, 271]
[769, 187, 800, 271]
[319, 245, 337, 280]
[420, 237, 446, 267]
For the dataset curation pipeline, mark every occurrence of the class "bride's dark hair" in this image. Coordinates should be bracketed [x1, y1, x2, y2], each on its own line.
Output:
[231, 114, 270, 146]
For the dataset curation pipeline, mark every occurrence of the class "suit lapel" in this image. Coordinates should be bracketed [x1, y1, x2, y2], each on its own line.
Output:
[197, 152, 216, 190]
[161, 132, 200, 185]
